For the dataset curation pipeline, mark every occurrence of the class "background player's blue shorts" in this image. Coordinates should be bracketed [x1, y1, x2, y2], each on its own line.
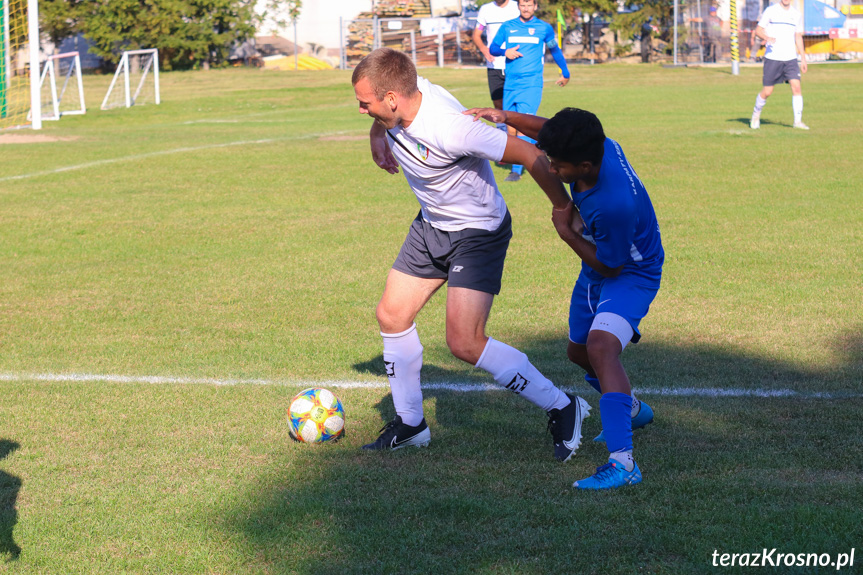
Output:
[568, 271, 660, 345]
[502, 85, 542, 116]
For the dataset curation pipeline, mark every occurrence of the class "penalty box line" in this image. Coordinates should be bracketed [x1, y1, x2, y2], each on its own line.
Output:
[0, 372, 859, 399]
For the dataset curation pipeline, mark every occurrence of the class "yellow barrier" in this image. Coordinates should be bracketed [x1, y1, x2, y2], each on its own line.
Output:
[806, 38, 863, 54]
[262, 55, 334, 71]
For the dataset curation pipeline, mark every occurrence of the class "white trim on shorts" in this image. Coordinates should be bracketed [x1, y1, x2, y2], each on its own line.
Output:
[590, 312, 635, 351]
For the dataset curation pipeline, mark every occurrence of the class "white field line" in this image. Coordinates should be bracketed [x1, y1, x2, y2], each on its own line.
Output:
[0, 131, 361, 184]
[0, 372, 858, 399]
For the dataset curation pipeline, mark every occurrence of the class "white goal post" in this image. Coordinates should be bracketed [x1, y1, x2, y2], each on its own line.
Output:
[101, 48, 160, 110]
[30, 51, 86, 121]
[0, 0, 41, 129]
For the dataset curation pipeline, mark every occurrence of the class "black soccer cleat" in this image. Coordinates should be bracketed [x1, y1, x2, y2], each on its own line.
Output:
[547, 394, 591, 462]
[362, 415, 431, 451]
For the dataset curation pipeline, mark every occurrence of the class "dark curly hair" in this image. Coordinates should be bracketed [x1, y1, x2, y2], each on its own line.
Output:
[536, 108, 605, 166]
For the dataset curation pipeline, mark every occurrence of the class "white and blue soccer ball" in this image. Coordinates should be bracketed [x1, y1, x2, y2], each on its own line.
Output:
[287, 387, 345, 443]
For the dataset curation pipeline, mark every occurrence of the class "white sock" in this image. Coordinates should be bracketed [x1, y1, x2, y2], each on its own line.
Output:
[753, 95, 767, 116]
[610, 449, 634, 472]
[382, 324, 424, 426]
[792, 95, 803, 123]
[630, 392, 641, 418]
[475, 338, 569, 412]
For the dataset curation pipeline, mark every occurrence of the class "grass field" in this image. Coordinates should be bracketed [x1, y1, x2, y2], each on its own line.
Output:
[1, 62, 862, 574]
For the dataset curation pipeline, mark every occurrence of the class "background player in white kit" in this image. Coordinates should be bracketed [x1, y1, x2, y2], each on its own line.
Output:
[352, 48, 590, 462]
[750, 0, 809, 130]
[472, 0, 520, 114]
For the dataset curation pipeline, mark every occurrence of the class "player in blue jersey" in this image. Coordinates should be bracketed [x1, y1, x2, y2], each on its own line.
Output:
[465, 106, 664, 490]
[489, 0, 569, 182]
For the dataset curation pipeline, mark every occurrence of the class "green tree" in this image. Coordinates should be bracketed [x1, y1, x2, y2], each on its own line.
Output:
[257, 0, 301, 35]
[609, 0, 678, 45]
[40, 0, 258, 70]
[39, 0, 85, 48]
[539, 0, 617, 50]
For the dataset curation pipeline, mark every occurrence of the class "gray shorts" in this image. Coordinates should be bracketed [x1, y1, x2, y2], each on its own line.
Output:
[763, 58, 800, 86]
[392, 211, 512, 295]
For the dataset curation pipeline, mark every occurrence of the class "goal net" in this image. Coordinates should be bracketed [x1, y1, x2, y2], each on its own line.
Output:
[101, 49, 160, 110]
[31, 51, 85, 121]
[1, 0, 41, 129]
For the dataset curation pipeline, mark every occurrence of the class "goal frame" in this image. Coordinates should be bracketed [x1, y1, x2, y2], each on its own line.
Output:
[100, 48, 160, 110]
[1, 0, 41, 128]
[32, 51, 86, 121]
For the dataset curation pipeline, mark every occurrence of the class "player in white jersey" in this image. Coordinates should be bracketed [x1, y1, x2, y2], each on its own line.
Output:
[472, 0, 520, 111]
[750, 0, 809, 130]
[352, 48, 590, 461]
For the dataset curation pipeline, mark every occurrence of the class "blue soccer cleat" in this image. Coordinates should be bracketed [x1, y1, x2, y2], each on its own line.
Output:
[573, 459, 642, 490]
[593, 399, 654, 443]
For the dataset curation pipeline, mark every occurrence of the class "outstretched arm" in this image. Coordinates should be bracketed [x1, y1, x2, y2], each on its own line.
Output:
[369, 121, 399, 174]
[463, 108, 549, 141]
[548, 44, 571, 86]
[551, 205, 624, 278]
[472, 26, 495, 64]
[795, 32, 808, 73]
[500, 136, 570, 208]
[755, 25, 774, 44]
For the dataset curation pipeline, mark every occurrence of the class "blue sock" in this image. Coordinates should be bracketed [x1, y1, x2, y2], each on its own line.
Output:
[511, 135, 536, 176]
[584, 374, 602, 394]
[599, 392, 633, 453]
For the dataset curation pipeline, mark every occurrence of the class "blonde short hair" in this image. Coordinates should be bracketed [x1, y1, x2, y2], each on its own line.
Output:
[351, 48, 418, 101]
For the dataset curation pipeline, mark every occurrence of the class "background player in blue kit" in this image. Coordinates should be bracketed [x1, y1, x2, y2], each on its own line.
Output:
[489, 0, 569, 182]
[465, 106, 664, 490]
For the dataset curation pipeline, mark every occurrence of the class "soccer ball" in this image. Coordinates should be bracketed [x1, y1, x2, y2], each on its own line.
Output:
[287, 387, 345, 443]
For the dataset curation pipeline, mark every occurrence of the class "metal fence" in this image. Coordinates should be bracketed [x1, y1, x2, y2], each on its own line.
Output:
[339, 16, 483, 69]
[338, 2, 861, 70]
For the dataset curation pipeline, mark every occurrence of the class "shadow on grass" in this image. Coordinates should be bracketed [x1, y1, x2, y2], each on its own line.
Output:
[226, 329, 862, 574]
[354, 326, 862, 396]
[729, 117, 786, 129]
[0, 439, 21, 562]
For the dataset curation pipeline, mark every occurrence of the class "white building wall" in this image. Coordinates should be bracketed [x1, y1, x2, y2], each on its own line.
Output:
[256, 0, 374, 51]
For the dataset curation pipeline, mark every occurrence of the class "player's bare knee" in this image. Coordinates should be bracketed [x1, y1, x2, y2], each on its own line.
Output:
[376, 302, 410, 333]
[586, 337, 620, 368]
[446, 332, 483, 364]
[567, 341, 592, 371]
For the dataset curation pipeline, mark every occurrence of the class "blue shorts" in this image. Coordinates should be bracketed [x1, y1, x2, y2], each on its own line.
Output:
[568, 271, 660, 345]
[503, 85, 542, 116]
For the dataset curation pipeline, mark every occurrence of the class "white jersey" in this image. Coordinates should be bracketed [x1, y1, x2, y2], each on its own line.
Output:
[758, 3, 803, 61]
[386, 77, 509, 232]
[475, 0, 520, 71]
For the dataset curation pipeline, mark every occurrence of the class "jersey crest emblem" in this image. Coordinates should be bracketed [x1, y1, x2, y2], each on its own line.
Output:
[528, 27, 535, 35]
[416, 143, 430, 161]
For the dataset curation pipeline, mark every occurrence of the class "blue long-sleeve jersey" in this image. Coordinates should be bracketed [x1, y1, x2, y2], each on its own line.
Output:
[489, 16, 569, 90]
[570, 138, 664, 284]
